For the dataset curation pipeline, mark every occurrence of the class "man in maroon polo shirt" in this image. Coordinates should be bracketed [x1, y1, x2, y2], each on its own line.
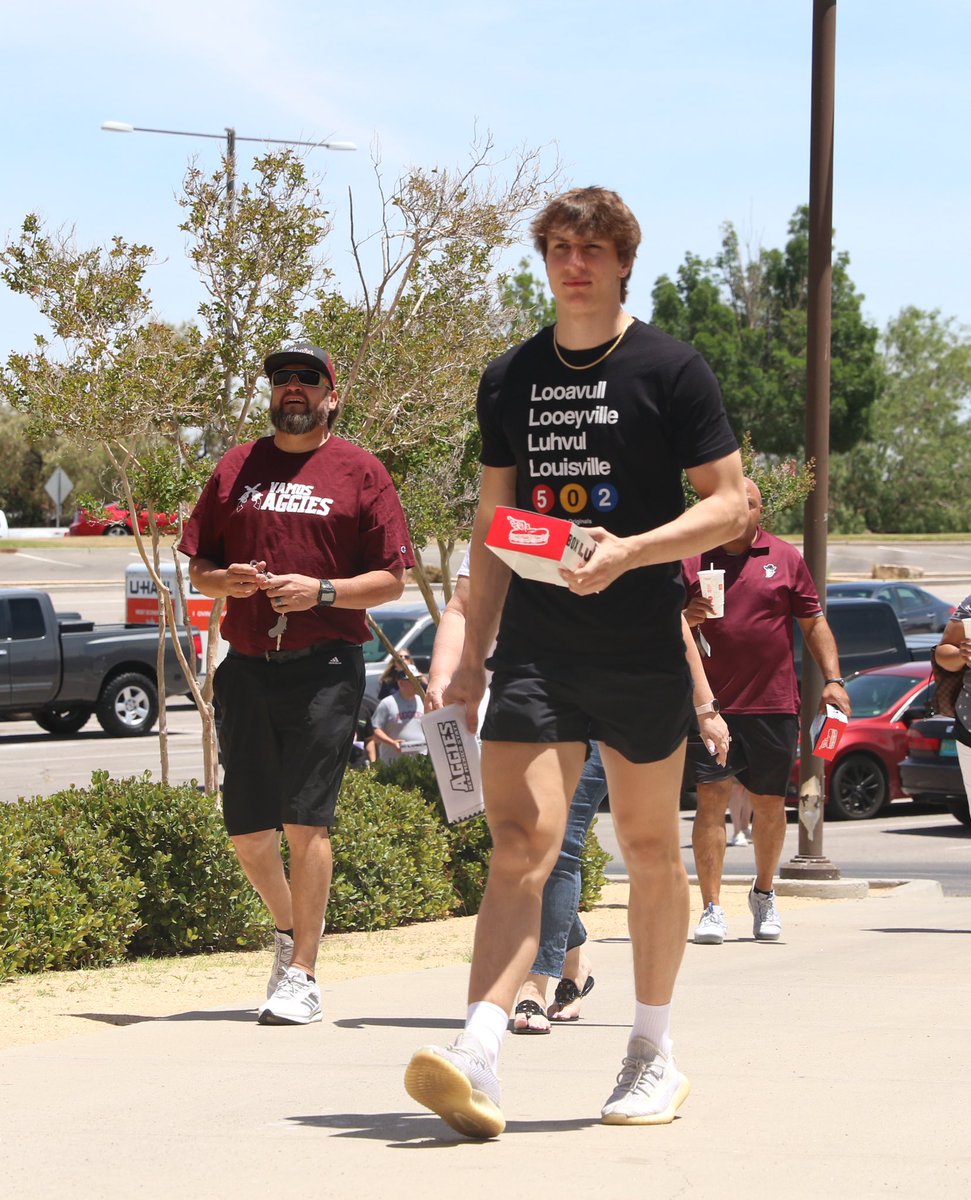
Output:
[683, 478, 850, 944]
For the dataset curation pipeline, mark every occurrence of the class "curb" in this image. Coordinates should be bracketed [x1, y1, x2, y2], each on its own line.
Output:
[606, 873, 945, 900]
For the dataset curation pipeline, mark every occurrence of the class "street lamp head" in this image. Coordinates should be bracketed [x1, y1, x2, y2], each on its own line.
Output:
[101, 121, 135, 133]
[320, 141, 356, 151]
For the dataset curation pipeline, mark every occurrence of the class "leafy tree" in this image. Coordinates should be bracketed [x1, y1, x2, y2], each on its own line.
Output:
[0, 217, 217, 782]
[500, 256, 556, 340]
[651, 207, 883, 458]
[0, 405, 121, 526]
[305, 133, 559, 603]
[178, 149, 333, 454]
[831, 308, 971, 532]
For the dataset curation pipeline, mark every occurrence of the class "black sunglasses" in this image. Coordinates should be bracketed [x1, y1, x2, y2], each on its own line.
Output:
[271, 369, 327, 388]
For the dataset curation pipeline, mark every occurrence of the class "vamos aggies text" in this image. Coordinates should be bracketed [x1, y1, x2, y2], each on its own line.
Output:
[258, 482, 334, 515]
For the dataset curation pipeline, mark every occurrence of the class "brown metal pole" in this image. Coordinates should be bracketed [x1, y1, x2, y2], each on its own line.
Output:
[781, 0, 840, 880]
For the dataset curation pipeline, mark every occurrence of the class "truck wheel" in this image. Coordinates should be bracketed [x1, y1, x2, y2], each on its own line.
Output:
[827, 753, 889, 820]
[97, 673, 158, 736]
[34, 706, 92, 735]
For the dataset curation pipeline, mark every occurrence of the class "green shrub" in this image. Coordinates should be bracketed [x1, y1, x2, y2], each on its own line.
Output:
[329, 769, 455, 931]
[0, 790, 142, 978]
[73, 772, 267, 956]
[371, 754, 609, 915]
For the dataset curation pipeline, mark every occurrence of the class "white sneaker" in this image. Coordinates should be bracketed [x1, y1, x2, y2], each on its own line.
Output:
[601, 1036, 691, 1125]
[266, 930, 294, 999]
[693, 903, 728, 945]
[730, 831, 749, 846]
[405, 1031, 505, 1139]
[258, 966, 322, 1025]
[748, 886, 782, 941]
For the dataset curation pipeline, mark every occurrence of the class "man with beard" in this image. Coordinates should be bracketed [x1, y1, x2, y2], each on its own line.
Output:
[179, 343, 414, 1026]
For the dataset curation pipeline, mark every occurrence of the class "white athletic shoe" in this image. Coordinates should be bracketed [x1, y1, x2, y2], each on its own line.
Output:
[748, 885, 782, 941]
[258, 966, 322, 1025]
[405, 1031, 505, 1139]
[266, 930, 294, 1000]
[601, 1036, 691, 1125]
[693, 903, 728, 945]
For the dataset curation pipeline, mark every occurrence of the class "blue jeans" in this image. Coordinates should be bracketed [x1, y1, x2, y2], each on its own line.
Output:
[531, 742, 608, 978]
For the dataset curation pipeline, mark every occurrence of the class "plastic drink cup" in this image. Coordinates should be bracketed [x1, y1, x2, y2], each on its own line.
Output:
[962, 618, 971, 640]
[698, 568, 726, 618]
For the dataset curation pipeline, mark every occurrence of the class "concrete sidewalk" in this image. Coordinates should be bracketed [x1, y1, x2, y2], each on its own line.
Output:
[3, 880, 970, 1199]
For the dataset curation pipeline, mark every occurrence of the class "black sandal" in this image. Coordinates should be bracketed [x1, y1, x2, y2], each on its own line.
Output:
[550, 975, 595, 1021]
[512, 998, 551, 1035]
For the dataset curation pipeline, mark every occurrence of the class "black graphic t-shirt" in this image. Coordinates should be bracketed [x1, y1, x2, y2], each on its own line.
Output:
[179, 435, 414, 654]
[478, 319, 737, 667]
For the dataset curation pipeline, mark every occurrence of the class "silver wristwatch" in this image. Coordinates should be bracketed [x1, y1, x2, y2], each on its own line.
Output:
[317, 579, 336, 607]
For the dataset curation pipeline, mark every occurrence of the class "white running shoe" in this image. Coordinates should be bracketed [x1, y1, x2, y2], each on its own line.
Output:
[266, 930, 294, 999]
[748, 885, 782, 941]
[405, 1031, 505, 1139]
[693, 903, 728, 945]
[730, 831, 749, 846]
[258, 966, 322, 1025]
[601, 1036, 691, 1125]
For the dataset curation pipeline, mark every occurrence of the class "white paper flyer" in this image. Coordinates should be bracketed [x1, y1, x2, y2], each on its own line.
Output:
[420, 703, 485, 824]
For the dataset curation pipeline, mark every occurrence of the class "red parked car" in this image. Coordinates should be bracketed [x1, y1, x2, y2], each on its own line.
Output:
[787, 661, 935, 820]
[68, 504, 179, 537]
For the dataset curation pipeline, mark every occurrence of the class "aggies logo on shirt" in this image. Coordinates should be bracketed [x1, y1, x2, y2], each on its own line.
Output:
[236, 481, 334, 517]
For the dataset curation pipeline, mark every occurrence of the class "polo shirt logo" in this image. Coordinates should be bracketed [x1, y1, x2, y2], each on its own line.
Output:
[764, 563, 778, 578]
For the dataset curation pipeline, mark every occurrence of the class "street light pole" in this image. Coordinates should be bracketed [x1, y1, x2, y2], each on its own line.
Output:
[101, 120, 356, 212]
[781, 0, 840, 882]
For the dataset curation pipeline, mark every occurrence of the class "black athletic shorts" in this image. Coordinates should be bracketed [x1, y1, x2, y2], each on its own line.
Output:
[213, 642, 365, 836]
[481, 658, 693, 765]
[687, 712, 799, 797]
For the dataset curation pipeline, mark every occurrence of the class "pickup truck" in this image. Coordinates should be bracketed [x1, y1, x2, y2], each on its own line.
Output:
[0, 589, 199, 736]
[794, 597, 937, 676]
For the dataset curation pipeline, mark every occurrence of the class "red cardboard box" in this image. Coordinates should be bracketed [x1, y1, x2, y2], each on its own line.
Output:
[810, 704, 849, 761]
[485, 507, 597, 586]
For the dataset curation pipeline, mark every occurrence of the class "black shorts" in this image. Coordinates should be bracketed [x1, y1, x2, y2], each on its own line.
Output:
[214, 643, 365, 836]
[688, 712, 799, 797]
[481, 658, 693, 765]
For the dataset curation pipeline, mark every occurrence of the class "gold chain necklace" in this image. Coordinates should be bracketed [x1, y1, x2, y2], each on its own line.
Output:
[552, 318, 634, 371]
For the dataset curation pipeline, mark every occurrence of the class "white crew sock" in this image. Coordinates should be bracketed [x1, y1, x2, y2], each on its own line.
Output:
[465, 1001, 509, 1072]
[631, 1001, 673, 1057]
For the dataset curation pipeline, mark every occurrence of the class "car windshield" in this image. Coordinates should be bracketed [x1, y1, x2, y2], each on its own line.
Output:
[362, 617, 420, 663]
[845, 672, 928, 718]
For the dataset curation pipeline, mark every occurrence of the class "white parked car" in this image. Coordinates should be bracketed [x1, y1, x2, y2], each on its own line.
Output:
[364, 600, 442, 699]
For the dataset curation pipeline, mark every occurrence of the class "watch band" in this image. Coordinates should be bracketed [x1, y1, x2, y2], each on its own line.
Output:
[824, 677, 846, 687]
[695, 699, 720, 715]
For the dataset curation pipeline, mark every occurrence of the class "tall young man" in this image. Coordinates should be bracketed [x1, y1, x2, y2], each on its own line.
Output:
[404, 187, 747, 1137]
[179, 343, 413, 1026]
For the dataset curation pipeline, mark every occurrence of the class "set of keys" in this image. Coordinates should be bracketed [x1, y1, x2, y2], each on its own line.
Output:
[251, 560, 287, 650]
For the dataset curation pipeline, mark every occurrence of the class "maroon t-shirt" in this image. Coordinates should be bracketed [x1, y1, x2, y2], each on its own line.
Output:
[178, 435, 414, 655]
[683, 529, 822, 714]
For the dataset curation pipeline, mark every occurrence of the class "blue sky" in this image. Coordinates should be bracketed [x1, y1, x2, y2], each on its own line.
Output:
[3, 0, 968, 365]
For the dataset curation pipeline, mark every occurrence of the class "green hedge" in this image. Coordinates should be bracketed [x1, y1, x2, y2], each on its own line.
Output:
[0, 758, 610, 979]
[0, 791, 142, 975]
[328, 769, 455, 931]
[371, 754, 610, 915]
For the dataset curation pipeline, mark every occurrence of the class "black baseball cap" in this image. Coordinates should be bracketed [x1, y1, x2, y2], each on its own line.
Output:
[264, 342, 336, 388]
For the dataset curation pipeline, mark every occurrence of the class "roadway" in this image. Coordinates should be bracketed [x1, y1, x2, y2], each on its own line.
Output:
[2, 537, 970, 894]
